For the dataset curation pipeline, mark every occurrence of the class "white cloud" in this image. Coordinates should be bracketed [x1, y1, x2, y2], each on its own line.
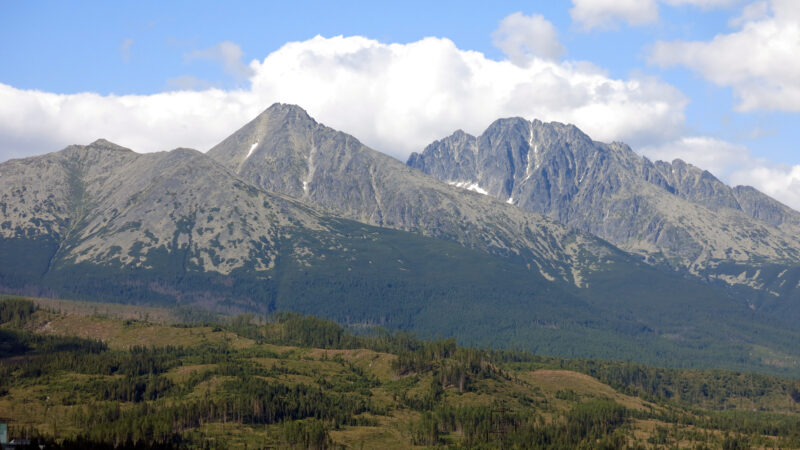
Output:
[186, 41, 254, 80]
[0, 35, 688, 164]
[491, 12, 565, 64]
[0, 84, 259, 160]
[248, 36, 687, 158]
[570, 0, 741, 30]
[728, 0, 768, 26]
[649, 0, 800, 111]
[570, 0, 659, 30]
[120, 38, 134, 63]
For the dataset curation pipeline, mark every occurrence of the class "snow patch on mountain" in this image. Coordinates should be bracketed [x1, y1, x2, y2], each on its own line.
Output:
[448, 181, 489, 195]
[246, 142, 259, 160]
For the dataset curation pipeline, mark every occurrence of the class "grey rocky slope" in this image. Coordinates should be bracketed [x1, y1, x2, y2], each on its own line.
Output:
[208, 104, 624, 285]
[407, 118, 800, 299]
[0, 139, 338, 277]
[3, 139, 603, 326]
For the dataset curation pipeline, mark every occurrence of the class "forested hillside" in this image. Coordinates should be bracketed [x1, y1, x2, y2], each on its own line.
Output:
[1, 296, 800, 449]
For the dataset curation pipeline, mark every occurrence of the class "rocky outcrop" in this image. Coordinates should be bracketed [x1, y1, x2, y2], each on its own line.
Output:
[208, 104, 627, 285]
[407, 117, 800, 296]
[0, 139, 332, 275]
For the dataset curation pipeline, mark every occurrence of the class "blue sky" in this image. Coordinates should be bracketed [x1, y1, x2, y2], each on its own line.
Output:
[1, 0, 799, 207]
[0, 2, 748, 92]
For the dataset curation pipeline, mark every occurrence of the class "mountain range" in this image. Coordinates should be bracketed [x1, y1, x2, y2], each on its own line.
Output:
[408, 118, 800, 314]
[2, 103, 800, 374]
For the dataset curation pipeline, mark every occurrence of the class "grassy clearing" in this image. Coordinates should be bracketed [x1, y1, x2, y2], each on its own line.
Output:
[2, 296, 800, 449]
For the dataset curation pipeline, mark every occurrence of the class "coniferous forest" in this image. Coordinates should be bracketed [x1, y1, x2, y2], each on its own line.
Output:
[2, 296, 800, 448]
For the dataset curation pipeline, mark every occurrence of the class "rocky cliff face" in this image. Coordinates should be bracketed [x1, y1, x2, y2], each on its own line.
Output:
[407, 118, 800, 297]
[0, 139, 337, 276]
[208, 104, 625, 285]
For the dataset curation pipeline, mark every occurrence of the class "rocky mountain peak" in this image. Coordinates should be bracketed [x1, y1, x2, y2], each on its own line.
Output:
[650, 159, 742, 211]
[87, 138, 131, 150]
[208, 103, 341, 199]
[407, 117, 604, 202]
[163, 147, 204, 159]
[242, 103, 320, 140]
[59, 139, 135, 160]
[47, 140, 141, 185]
[409, 117, 800, 283]
[207, 108, 621, 285]
[259, 102, 316, 122]
[482, 117, 528, 135]
[209, 103, 321, 160]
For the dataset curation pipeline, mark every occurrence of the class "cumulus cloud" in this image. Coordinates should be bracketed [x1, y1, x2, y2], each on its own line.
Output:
[0, 35, 688, 163]
[728, 0, 769, 26]
[491, 12, 565, 64]
[248, 36, 687, 159]
[0, 84, 260, 160]
[571, 0, 740, 30]
[649, 0, 800, 111]
[186, 41, 255, 80]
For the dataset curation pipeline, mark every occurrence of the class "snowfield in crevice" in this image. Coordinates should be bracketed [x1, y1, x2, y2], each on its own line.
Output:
[448, 180, 489, 195]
